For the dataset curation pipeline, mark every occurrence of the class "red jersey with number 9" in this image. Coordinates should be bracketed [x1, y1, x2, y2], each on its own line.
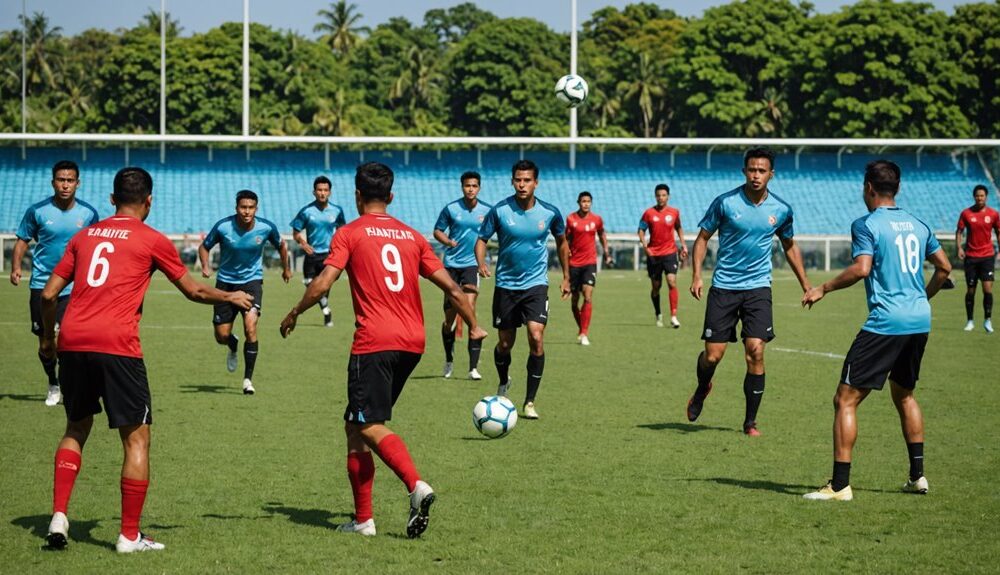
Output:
[325, 212, 444, 354]
[53, 215, 188, 358]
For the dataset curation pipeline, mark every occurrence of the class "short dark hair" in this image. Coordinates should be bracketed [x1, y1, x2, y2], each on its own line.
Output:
[744, 147, 776, 169]
[313, 175, 332, 189]
[654, 183, 670, 193]
[973, 184, 988, 195]
[864, 160, 901, 196]
[511, 160, 539, 179]
[356, 162, 394, 203]
[52, 160, 79, 180]
[236, 189, 259, 205]
[461, 171, 481, 185]
[112, 167, 153, 205]
[577, 191, 592, 202]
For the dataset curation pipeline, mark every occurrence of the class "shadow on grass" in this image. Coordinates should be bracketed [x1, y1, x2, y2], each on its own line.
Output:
[178, 384, 236, 394]
[637, 422, 734, 433]
[410, 375, 445, 381]
[260, 505, 351, 530]
[0, 393, 43, 402]
[695, 477, 817, 495]
[11, 515, 113, 550]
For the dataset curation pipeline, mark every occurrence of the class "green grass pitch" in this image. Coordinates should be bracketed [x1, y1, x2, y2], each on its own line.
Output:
[1, 269, 998, 573]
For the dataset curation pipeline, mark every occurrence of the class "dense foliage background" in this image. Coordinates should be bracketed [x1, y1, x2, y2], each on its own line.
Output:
[0, 0, 996, 138]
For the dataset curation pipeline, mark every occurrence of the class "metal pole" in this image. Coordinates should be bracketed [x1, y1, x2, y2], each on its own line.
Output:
[569, 0, 577, 170]
[242, 0, 250, 137]
[160, 0, 167, 163]
[21, 0, 26, 159]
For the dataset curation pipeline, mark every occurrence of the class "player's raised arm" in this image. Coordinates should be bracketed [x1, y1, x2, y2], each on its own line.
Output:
[280, 264, 343, 337]
[689, 228, 712, 300]
[173, 273, 253, 308]
[781, 236, 811, 293]
[802, 254, 872, 309]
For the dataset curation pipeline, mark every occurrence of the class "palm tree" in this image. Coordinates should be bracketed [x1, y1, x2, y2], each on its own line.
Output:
[139, 9, 183, 39]
[388, 45, 442, 130]
[622, 52, 665, 138]
[18, 12, 63, 94]
[313, 1, 369, 58]
[313, 88, 359, 136]
[746, 87, 787, 137]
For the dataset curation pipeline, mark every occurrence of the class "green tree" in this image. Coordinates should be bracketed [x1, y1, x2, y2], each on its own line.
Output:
[949, 2, 999, 137]
[423, 3, 496, 44]
[314, 1, 369, 59]
[19, 12, 64, 94]
[138, 9, 183, 39]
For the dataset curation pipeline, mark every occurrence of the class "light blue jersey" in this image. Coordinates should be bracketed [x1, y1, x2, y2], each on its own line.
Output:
[435, 198, 493, 268]
[290, 201, 346, 254]
[16, 197, 100, 293]
[479, 196, 565, 290]
[851, 206, 941, 335]
[203, 216, 283, 283]
[698, 186, 795, 290]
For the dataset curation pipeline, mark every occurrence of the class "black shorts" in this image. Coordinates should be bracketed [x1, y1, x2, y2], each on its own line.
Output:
[302, 252, 329, 282]
[647, 254, 679, 279]
[59, 351, 152, 428]
[492, 285, 549, 329]
[963, 256, 996, 286]
[701, 286, 774, 342]
[213, 280, 263, 325]
[443, 267, 480, 311]
[29, 289, 69, 336]
[344, 351, 421, 423]
[570, 264, 597, 291]
[840, 330, 928, 390]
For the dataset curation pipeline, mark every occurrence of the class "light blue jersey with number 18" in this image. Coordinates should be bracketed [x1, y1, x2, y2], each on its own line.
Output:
[851, 206, 941, 335]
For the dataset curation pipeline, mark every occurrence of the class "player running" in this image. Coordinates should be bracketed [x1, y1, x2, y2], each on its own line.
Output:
[40, 167, 253, 552]
[955, 184, 999, 333]
[280, 162, 486, 538]
[10, 160, 99, 406]
[566, 191, 612, 346]
[433, 170, 492, 380]
[638, 184, 687, 328]
[475, 159, 570, 419]
[802, 160, 951, 501]
[291, 175, 347, 327]
[199, 190, 292, 395]
[687, 147, 810, 436]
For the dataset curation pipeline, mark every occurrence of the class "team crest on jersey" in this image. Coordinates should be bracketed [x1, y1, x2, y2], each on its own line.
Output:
[768, 215, 777, 226]
[538, 220, 545, 231]
[478, 215, 485, 223]
[76, 219, 85, 228]
[986, 216, 993, 224]
[665, 215, 673, 224]
[255, 236, 263, 244]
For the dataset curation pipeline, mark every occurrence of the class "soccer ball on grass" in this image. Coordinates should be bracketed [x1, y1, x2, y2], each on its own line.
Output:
[472, 395, 518, 439]
[554, 74, 589, 108]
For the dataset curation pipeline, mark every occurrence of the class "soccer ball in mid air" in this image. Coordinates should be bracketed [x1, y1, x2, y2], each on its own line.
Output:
[554, 74, 589, 108]
[472, 395, 518, 439]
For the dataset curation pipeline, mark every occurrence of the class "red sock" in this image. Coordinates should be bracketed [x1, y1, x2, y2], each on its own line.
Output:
[572, 304, 581, 329]
[53, 448, 82, 514]
[120, 478, 149, 540]
[669, 286, 679, 316]
[347, 451, 375, 522]
[580, 301, 593, 334]
[455, 320, 463, 339]
[374, 434, 420, 492]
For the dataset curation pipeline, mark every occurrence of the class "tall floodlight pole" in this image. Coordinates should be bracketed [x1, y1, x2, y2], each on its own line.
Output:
[21, 0, 27, 158]
[242, 0, 250, 138]
[160, 0, 166, 162]
[569, 0, 578, 170]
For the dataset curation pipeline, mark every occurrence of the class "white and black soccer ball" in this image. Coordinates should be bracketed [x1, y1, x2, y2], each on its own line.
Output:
[472, 395, 518, 439]
[554, 74, 589, 108]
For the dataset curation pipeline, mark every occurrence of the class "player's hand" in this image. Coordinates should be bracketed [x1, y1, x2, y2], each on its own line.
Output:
[9, 268, 21, 286]
[560, 277, 571, 300]
[279, 311, 298, 338]
[478, 263, 491, 278]
[957, 248, 965, 260]
[644, 246, 652, 258]
[690, 277, 703, 300]
[282, 268, 293, 283]
[229, 290, 254, 310]
[802, 286, 825, 309]
[680, 247, 689, 261]
[301, 243, 315, 256]
[604, 254, 613, 267]
[201, 266, 212, 278]
[39, 336, 56, 361]
[468, 326, 488, 341]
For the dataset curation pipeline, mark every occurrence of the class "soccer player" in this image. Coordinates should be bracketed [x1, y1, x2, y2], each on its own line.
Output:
[280, 162, 486, 538]
[638, 184, 687, 328]
[802, 160, 951, 501]
[687, 147, 810, 436]
[433, 170, 492, 379]
[291, 175, 347, 327]
[10, 161, 100, 406]
[955, 184, 999, 333]
[475, 159, 570, 419]
[566, 191, 612, 346]
[199, 190, 292, 395]
[40, 167, 253, 552]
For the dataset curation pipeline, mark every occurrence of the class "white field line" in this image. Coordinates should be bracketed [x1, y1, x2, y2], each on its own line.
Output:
[770, 346, 845, 360]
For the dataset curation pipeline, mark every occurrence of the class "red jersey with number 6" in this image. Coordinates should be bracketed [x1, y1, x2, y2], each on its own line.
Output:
[325, 212, 444, 354]
[957, 206, 1000, 259]
[566, 211, 604, 267]
[639, 206, 682, 256]
[53, 215, 188, 358]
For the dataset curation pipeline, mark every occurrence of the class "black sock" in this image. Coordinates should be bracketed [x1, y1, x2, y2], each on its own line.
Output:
[38, 351, 58, 386]
[468, 334, 482, 371]
[743, 372, 765, 426]
[906, 442, 924, 481]
[832, 461, 851, 492]
[695, 351, 716, 395]
[984, 293, 993, 320]
[651, 294, 661, 316]
[227, 334, 238, 353]
[243, 341, 258, 380]
[442, 328, 456, 362]
[525, 353, 545, 403]
[494, 347, 511, 386]
[966, 293, 975, 321]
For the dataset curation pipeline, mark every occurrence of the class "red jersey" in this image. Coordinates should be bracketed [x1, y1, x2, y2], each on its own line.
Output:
[639, 206, 682, 256]
[53, 215, 188, 358]
[566, 211, 604, 267]
[325, 213, 444, 355]
[957, 206, 1000, 259]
